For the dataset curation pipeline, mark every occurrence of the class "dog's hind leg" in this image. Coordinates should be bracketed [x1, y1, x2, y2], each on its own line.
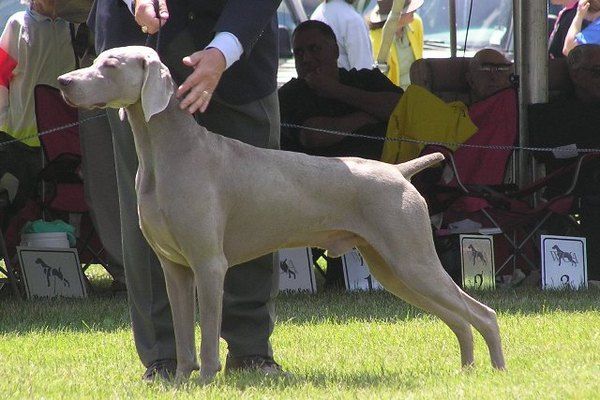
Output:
[377, 244, 505, 370]
[160, 256, 200, 381]
[192, 256, 228, 383]
[358, 245, 475, 368]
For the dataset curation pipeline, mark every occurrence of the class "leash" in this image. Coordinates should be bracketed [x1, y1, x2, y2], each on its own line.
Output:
[143, 0, 163, 51]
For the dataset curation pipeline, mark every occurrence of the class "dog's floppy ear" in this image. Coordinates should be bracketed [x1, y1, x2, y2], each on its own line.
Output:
[141, 53, 175, 122]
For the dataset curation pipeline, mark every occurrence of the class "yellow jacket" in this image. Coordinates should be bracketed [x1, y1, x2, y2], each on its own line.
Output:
[381, 84, 477, 164]
[370, 14, 424, 86]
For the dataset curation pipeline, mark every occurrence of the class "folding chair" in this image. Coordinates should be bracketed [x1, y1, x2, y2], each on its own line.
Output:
[34, 84, 111, 274]
[408, 57, 521, 280]
[430, 147, 597, 276]
[411, 57, 598, 281]
[0, 188, 21, 298]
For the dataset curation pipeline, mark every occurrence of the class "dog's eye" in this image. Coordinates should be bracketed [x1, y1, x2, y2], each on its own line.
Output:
[102, 58, 120, 68]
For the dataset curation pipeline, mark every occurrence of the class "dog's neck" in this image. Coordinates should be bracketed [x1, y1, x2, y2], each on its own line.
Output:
[125, 94, 202, 149]
[123, 93, 213, 194]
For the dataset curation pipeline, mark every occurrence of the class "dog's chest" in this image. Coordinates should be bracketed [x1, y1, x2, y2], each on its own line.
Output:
[138, 195, 187, 265]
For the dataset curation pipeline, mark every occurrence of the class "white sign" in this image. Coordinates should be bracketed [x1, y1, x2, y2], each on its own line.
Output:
[278, 248, 317, 293]
[460, 235, 495, 290]
[342, 248, 382, 291]
[541, 235, 587, 289]
[17, 247, 87, 298]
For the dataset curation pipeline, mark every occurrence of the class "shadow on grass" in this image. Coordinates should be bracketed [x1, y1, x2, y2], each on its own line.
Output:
[218, 370, 431, 391]
[1, 284, 598, 334]
[153, 368, 437, 392]
[275, 286, 600, 325]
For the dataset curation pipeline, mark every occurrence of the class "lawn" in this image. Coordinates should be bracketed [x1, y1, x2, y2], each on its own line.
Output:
[0, 267, 599, 399]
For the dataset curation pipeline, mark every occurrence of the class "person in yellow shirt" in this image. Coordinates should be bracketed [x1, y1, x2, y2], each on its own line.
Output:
[368, 0, 424, 89]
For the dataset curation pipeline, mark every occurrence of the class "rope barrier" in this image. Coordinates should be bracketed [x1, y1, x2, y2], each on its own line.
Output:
[0, 114, 106, 150]
[2, 117, 599, 155]
[281, 122, 600, 154]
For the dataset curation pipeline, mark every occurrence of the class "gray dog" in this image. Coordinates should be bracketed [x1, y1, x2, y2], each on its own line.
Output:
[58, 46, 505, 382]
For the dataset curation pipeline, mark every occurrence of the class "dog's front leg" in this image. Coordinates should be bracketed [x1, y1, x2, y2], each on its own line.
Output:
[194, 257, 227, 383]
[160, 257, 200, 381]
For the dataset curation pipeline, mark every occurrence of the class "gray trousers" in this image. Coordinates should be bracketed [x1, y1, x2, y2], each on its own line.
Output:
[106, 91, 280, 366]
[79, 108, 125, 283]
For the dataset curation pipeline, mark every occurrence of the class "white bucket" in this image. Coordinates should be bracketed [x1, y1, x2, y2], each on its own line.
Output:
[21, 232, 70, 248]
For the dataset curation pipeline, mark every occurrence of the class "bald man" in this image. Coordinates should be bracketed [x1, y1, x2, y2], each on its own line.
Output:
[466, 49, 514, 104]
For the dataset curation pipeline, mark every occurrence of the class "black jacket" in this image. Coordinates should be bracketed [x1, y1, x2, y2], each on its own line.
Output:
[88, 0, 280, 104]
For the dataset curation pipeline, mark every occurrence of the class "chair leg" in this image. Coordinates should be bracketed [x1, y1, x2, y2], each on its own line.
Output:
[76, 221, 110, 270]
[0, 227, 22, 299]
[311, 248, 327, 279]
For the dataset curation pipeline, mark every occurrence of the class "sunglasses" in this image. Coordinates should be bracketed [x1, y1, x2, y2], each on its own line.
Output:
[478, 63, 512, 73]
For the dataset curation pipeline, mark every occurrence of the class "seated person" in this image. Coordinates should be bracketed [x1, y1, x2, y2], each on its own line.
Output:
[529, 43, 600, 181]
[465, 48, 514, 105]
[563, 0, 600, 55]
[529, 44, 600, 164]
[529, 44, 600, 280]
[383, 48, 517, 188]
[278, 20, 402, 288]
[454, 48, 517, 185]
[279, 20, 403, 161]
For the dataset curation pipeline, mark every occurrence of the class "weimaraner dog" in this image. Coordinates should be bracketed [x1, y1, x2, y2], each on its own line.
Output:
[58, 46, 505, 382]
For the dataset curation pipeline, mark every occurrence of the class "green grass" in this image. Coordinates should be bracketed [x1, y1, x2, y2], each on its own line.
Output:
[1, 267, 599, 399]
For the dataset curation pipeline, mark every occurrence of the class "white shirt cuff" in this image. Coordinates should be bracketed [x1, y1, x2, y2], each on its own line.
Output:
[122, 0, 135, 14]
[207, 32, 243, 69]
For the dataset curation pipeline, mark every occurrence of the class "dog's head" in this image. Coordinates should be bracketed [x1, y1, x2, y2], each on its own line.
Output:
[58, 46, 174, 122]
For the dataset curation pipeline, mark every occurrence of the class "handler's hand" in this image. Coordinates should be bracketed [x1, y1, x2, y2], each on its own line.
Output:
[134, 0, 169, 34]
[177, 48, 226, 114]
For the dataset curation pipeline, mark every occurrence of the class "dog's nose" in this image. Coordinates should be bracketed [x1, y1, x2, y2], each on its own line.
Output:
[57, 76, 72, 86]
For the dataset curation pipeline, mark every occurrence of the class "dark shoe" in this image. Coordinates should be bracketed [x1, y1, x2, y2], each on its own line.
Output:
[142, 359, 177, 382]
[225, 355, 288, 376]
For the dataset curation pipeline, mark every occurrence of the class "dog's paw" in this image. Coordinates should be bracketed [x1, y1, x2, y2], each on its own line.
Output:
[198, 369, 218, 385]
[174, 368, 194, 383]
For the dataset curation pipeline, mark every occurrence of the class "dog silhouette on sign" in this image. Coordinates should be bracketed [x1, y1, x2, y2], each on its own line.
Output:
[551, 245, 578, 266]
[468, 244, 487, 266]
[35, 258, 70, 289]
[279, 258, 297, 279]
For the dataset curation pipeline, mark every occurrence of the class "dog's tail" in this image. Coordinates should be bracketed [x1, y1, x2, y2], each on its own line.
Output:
[397, 152, 445, 179]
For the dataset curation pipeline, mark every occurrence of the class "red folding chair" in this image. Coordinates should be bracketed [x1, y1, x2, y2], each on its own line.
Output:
[34, 84, 110, 273]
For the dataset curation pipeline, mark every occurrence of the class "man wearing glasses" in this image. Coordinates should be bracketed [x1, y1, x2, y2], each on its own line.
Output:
[465, 48, 514, 104]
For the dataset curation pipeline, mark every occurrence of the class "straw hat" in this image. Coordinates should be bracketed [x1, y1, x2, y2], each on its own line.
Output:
[369, 0, 425, 24]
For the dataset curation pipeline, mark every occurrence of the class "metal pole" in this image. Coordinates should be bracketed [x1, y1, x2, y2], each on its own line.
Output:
[517, 0, 548, 187]
[449, 0, 457, 57]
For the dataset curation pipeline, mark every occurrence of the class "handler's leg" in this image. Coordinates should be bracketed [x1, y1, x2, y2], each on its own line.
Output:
[196, 92, 281, 371]
[106, 109, 176, 379]
[78, 109, 125, 286]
